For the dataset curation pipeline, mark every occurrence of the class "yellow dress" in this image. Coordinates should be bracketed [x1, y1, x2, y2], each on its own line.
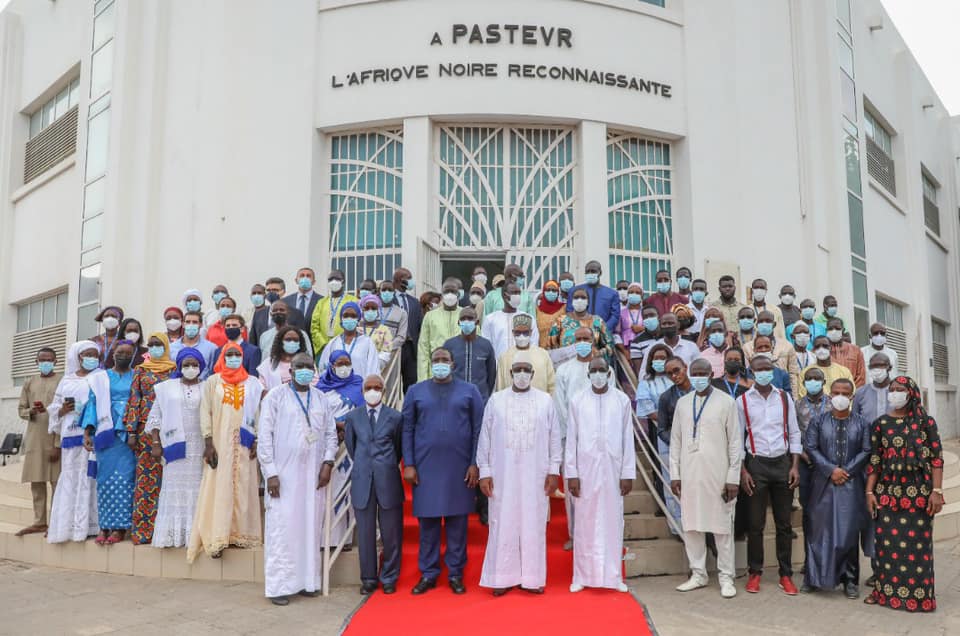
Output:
[186, 375, 263, 562]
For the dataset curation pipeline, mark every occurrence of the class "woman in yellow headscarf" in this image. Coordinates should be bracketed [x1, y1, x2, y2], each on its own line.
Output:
[123, 332, 177, 544]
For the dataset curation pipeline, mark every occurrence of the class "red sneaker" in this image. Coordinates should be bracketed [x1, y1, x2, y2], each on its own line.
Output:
[778, 576, 798, 596]
[745, 573, 761, 593]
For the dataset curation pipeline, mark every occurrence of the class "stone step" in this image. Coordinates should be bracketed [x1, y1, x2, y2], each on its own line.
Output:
[943, 450, 959, 480]
[0, 493, 35, 526]
[624, 508, 804, 541]
[625, 534, 807, 578]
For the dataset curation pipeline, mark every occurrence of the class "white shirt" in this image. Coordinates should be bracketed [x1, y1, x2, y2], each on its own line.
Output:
[639, 336, 700, 372]
[686, 302, 708, 335]
[861, 344, 899, 376]
[735, 386, 801, 459]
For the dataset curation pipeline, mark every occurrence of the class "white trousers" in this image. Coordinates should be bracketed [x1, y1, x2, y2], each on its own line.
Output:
[682, 530, 735, 583]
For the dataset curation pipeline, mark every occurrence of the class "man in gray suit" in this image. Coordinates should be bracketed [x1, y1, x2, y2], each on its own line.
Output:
[344, 374, 405, 595]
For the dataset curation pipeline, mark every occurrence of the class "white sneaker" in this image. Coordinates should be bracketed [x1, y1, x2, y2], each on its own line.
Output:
[616, 582, 629, 593]
[720, 580, 737, 598]
[569, 583, 584, 593]
[676, 575, 708, 592]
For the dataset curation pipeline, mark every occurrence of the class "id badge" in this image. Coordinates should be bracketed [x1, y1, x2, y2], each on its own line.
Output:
[305, 430, 319, 445]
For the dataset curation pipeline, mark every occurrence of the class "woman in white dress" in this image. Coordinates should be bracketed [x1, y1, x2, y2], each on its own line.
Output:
[258, 326, 311, 392]
[47, 340, 109, 543]
[147, 348, 206, 548]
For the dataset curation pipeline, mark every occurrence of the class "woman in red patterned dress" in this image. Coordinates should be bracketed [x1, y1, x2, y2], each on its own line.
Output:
[864, 376, 945, 611]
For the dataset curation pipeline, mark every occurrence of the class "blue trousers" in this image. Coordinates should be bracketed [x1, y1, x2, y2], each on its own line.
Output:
[355, 495, 403, 586]
[417, 515, 468, 580]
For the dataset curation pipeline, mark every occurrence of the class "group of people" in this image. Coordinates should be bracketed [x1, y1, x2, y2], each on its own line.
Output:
[13, 262, 944, 612]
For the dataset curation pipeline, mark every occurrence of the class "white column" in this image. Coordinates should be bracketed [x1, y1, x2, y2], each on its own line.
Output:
[401, 117, 432, 276]
[578, 120, 608, 277]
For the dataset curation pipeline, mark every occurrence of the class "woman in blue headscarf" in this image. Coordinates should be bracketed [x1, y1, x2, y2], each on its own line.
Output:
[146, 347, 207, 548]
[317, 302, 381, 381]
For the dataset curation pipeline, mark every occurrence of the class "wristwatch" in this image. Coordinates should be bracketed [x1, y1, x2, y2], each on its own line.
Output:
[323, 460, 335, 467]
[933, 488, 944, 495]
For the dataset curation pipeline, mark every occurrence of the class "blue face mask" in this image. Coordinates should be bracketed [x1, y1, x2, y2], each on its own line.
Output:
[560, 279, 574, 292]
[804, 379, 823, 395]
[293, 368, 314, 385]
[801, 307, 816, 321]
[250, 294, 265, 307]
[754, 370, 774, 386]
[651, 359, 666, 373]
[432, 362, 451, 379]
[585, 273, 599, 286]
[656, 282, 671, 294]
[359, 289, 371, 299]
[185, 300, 201, 313]
[825, 305, 838, 317]
[298, 277, 312, 291]
[224, 356, 242, 370]
[739, 318, 755, 332]
[282, 340, 300, 355]
[575, 341, 593, 358]
[363, 309, 379, 323]
[219, 307, 233, 320]
[515, 277, 526, 288]
[690, 376, 711, 392]
[756, 322, 774, 337]
[38, 361, 55, 375]
[212, 292, 227, 305]
[709, 332, 726, 348]
[342, 318, 359, 331]
[544, 290, 559, 302]
[380, 291, 395, 304]
[405, 279, 415, 293]
[459, 320, 476, 335]
[148, 346, 165, 360]
[677, 276, 691, 290]
[643, 317, 659, 332]
[627, 293, 643, 305]
[690, 290, 706, 304]
[184, 324, 200, 338]
[704, 316, 718, 329]
[81, 356, 99, 371]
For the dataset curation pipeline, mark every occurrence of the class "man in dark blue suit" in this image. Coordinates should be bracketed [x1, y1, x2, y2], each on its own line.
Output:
[344, 374, 405, 595]
[213, 314, 262, 377]
[388, 268, 422, 392]
[283, 267, 322, 329]
[565, 260, 621, 336]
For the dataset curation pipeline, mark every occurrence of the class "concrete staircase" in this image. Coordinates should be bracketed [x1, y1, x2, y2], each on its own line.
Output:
[623, 442, 960, 577]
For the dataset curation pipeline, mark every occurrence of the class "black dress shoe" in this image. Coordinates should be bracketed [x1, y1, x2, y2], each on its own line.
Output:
[865, 575, 876, 588]
[492, 587, 511, 597]
[382, 583, 396, 595]
[298, 590, 320, 598]
[270, 596, 289, 606]
[411, 578, 437, 595]
[449, 577, 466, 594]
[360, 582, 378, 595]
[800, 583, 816, 594]
[844, 583, 859, 599]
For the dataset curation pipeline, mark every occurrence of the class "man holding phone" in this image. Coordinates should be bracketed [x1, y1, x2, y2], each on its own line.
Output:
[669, 358, 742, 599]
[15, 347, 63, 536]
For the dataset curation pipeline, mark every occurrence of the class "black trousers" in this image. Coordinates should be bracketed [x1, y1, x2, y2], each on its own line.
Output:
[745, 454, 794, 577]
[401, 340, 417, 392]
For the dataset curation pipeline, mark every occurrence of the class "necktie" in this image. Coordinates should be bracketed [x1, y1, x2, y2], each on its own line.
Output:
[298, 294, 306, 315]
[369, 408, 377, 429]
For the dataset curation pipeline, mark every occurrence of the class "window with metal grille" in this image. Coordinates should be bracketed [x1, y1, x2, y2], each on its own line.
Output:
[24, 105, 79, 183]
[932, 319, 949, 383]
[922, 172, 940, 236]
[876, 295, 907, 374]
[864, 110, 895, 196]
[13, 291, 69, 383]
[28, 78, 80, 139]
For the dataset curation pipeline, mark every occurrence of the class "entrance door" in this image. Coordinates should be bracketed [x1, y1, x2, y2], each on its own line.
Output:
[441, 257, 504, 290]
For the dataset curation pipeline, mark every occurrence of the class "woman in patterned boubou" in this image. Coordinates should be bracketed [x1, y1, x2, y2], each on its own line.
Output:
[864, 376, 945, 612]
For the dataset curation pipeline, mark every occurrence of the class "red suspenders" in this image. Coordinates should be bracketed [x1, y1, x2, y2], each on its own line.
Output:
[741, 390, 789, 456]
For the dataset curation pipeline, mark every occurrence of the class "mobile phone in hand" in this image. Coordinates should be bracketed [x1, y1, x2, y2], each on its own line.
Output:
[208, 455, 218, 469]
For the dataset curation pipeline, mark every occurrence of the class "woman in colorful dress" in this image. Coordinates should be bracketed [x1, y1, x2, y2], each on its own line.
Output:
[124, 332, 177, 544]
[82, 340, 137, 544]
[187, 343, 264, 562]
[535, 279, 566, 349]
[548, 287, 613, 362]
[147, 348, 207, 549]
[864, 376, 944, 612]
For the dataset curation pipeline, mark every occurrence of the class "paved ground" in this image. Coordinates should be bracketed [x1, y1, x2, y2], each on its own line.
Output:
[1, 540, 958, 635]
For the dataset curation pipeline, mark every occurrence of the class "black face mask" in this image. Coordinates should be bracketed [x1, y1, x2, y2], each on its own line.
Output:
[661, 327, 678, 339]
[266, 291, 281, 304]
[724, 361, 742, 376]
[225, 327, 242, 341]
[114, 355, 133, 370]
[272, 313, 287, 326]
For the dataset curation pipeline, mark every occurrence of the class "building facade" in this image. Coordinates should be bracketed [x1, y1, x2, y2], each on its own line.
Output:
[1, 0, 960, 435]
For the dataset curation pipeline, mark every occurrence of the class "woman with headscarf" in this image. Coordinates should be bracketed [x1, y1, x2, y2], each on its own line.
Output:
[672, 303, 698, 342]
[357, 294, 397, 369]
[536, 280, 566, 349]
[617, 282, 644, 354]
[864, 376, 944, 612]
[124, 332, 177, 544]
[257, 325, 310, 391]
[82, 340, 137, 545]
[187, 343, 264, 562]
[317, 302, 380, 381]
[147, 347, 207, 549]
[46, 341, 109, 543]
[315, 350, 364, 547]
[119, 317, 148, 367]
[164, 306, 184, 344]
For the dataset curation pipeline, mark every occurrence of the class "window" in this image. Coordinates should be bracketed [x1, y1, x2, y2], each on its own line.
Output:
[922, 172, 940, 236]
[864, 110, 896, 196]
[639, 0, 665, 6]
[27, 78, 80, 140]
[12, 290, 69, 382]
[23, 77, 81, 183]
[932, 319, 949, 383]
[876, 295, 908, 374]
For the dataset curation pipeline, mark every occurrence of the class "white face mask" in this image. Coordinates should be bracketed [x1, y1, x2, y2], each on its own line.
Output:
[364, 389, 383, 406]
[830, 394, 851, 411]
[166, 319, 182, 332]
[328, 279, 343, 293]
[590, 371, 609, 389]
[871, 334, 886, 347]
[334, 365, 352, 379]
[794, 333, 810, 348]
[869, 368, 890, 384]
[102, 317, 119, 330]
[512, 371, 532, 390]
[514, 334, 531, 349]
[180, 366, 201, 380]
[618, 289, 629, 302]
[752, 289, 767, 303]
[814, 346, 832, 361]
[474, 274, 487, 286]
[780, 294, 794, 306]
[442, 292, 459, 307]
[826, 329, 843, 343]
[470, 293, 483, 305]
[753, 351, 772, 360]
[125, 331, 140, 342]
[508, 294, 522, 308]
[887, 391, 908, 410]
[572, 298, 589, 313]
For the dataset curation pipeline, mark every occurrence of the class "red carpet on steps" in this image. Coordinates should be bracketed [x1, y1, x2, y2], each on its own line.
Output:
[343, 495, 655, 636]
